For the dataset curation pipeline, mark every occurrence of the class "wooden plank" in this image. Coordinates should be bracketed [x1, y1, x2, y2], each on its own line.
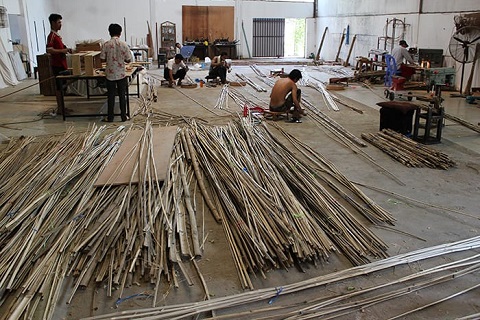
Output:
[207, 6, 234, 41]
[71, 53, 87, 75]
[84, 51, 101, 76]
[316, 27, 328, 61]
[335, 29, 346, 62]
[182, 6, 234, 44]
[183, 6, 208, 42]
[343, 34, 357, 67]
[94, 127, 178, 186]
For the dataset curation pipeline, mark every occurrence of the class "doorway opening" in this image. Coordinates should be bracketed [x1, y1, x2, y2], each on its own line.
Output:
[284, 18, 305, 57]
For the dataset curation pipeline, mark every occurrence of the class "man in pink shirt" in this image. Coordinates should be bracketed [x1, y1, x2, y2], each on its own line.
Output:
[100, 23, 131, 122]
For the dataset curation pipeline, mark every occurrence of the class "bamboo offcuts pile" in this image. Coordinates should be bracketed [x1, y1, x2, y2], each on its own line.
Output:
[361, 129, 456, 169]
[185, 119, 394, 288]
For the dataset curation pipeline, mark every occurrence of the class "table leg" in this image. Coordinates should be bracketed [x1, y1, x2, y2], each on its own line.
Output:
[86, 79, 90, 99]
[126, 80, 130, 118]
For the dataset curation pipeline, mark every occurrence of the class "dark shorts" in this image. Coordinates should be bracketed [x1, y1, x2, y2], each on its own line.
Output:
[269, 89, 301, 112]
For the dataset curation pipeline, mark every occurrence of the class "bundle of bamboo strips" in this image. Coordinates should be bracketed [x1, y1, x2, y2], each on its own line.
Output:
[307, 79, 340, 111]
[235, 73, 267, 92]
[249, 64, 268, 77]
[214, 84, 230, 109]
[81, 236, 480, 320]
[361, 129, 456, 169]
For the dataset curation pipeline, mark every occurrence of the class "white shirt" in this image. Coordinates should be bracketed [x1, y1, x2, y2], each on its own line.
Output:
[391, 46, 415, 67]
[100, 36, 131, 81]
[166, 58, 187, 74]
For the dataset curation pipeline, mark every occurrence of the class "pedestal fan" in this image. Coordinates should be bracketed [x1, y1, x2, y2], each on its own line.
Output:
[448, 26, 480, 94]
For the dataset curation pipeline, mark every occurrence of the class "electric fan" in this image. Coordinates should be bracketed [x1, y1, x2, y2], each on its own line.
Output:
[448, 26, 480, 93]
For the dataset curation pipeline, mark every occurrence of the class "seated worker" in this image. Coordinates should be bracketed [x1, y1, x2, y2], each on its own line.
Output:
[164, 53, 188, 87]
[175, 42, 182, 54]
[269, 69, 303, 123]
[391, 40, 417, 78]
[206, 52, 231, 84]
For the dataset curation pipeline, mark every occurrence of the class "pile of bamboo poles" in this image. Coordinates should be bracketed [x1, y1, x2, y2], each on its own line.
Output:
[361, 129, 456, 169]
[82, 236, 480, 320]
[0, 125, 129, 319]
[183, 119, 394, 289]
[0, 116, 395, 318]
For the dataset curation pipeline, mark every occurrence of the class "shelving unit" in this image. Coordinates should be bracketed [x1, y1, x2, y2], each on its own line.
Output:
[160, 21, 176, 59]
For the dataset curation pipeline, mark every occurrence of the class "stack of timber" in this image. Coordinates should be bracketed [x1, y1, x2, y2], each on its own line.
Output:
[361, 129, 456, 169]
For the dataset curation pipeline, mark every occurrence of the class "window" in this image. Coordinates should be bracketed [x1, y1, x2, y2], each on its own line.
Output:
[0, 7, 8, 28]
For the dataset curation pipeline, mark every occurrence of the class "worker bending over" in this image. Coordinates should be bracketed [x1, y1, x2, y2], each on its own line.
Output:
[269, 69, 303, 123]
[164, 54, 189, 87]
[207, 52, 231, 84]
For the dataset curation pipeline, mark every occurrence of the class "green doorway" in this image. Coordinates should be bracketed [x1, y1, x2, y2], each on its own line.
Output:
[284, 19, 305, 57]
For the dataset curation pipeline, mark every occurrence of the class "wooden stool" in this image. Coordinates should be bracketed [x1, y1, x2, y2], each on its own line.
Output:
[264, 110, 289, 121]
[413, 106, 444, 144]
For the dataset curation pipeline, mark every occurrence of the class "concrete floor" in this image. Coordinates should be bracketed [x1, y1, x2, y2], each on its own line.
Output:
[0, 60, 479, 319]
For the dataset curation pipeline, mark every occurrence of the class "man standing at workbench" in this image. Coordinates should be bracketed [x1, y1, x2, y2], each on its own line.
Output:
[47, 13, 73, 115]
[100, 23, 131, 122]
[46, 13, 72, 76]
[269, 69, 303, 123]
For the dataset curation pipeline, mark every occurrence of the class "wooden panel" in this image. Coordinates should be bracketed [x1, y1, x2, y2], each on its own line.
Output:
[94, 127, 178, 187]
[182, 6, 234, 44]
[207, 7, 234, 42]
[36, 54, 56, 96]
[84, 51, 101, 76]
[182, 6, 208, 42]
[71, 53, 86, 75]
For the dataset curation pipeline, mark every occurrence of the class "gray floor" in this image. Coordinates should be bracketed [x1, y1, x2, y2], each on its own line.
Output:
[0, 60, 479, 319]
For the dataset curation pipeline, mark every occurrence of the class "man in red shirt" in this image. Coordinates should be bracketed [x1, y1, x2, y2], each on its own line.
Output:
[46, 13, 72, 75]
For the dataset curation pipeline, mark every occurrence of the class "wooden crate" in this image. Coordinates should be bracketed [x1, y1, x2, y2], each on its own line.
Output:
[36, 54, 56, 96]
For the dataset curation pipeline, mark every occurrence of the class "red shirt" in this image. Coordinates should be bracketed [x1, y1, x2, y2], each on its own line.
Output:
[47, 31, 68, 70]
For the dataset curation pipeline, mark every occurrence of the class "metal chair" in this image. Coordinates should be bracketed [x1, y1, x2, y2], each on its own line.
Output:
[384, 54, 398, 87]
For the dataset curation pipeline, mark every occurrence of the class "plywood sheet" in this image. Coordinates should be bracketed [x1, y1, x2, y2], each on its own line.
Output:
[207, 7, 234, 41]
[182, 6, 209, 42]
[94, 126, 178, 186]
[182, 6, 234, 43]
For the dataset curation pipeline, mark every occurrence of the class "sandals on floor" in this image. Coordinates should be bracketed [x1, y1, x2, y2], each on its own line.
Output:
[289, 118, 302, 123]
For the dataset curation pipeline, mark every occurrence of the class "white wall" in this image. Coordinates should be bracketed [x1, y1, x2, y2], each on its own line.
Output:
[0, 0, 21, 52]
[315, 0, 480, 90]
[50, 0, 313, 59]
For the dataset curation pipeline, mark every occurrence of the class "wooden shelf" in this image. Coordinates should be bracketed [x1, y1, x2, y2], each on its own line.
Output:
[160, 21, 176, 58]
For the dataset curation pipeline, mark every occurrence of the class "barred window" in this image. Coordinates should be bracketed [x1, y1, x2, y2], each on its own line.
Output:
[0, 7, 7, 28]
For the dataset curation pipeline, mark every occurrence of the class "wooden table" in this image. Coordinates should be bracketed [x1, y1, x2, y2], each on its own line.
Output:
[56, 67, 140, 120]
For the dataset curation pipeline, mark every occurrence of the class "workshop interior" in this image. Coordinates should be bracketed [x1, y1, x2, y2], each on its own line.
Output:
[0, 1, 479, 319]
